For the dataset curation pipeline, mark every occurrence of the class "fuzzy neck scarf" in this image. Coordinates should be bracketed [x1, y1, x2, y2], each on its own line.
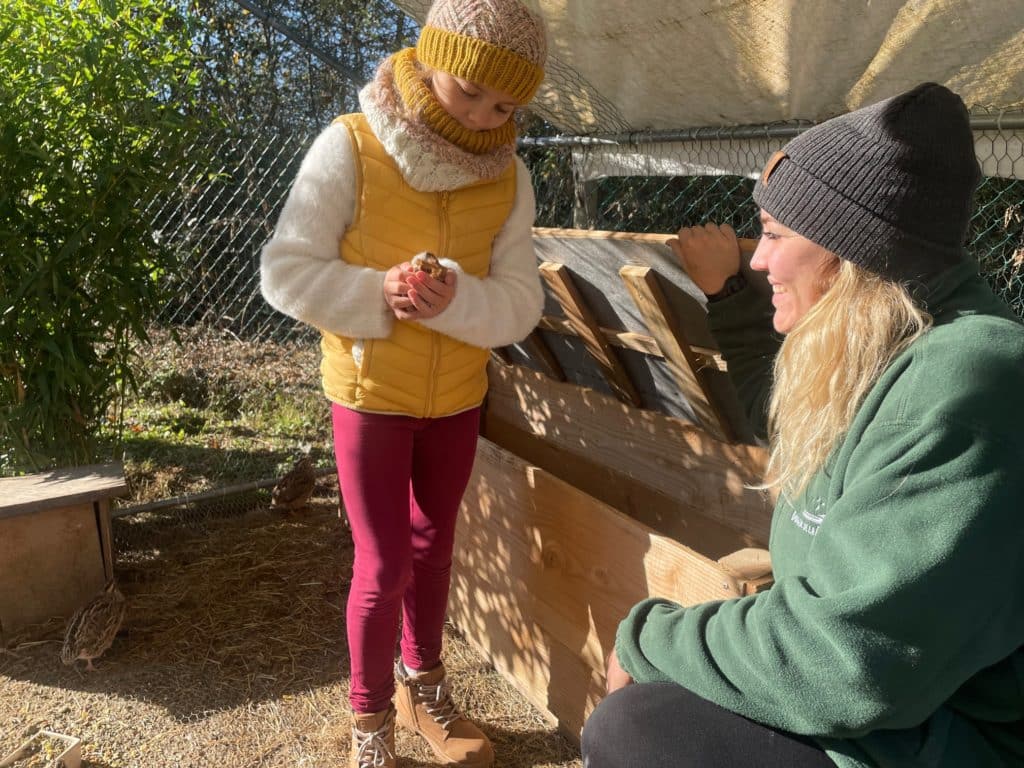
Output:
[359, 48, 517, 192]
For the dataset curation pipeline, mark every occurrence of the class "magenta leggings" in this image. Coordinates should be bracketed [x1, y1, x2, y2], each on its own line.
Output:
[332, 403, 481, 714]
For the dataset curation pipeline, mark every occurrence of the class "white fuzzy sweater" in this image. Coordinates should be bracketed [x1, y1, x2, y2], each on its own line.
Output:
[260, 116, 544, 350]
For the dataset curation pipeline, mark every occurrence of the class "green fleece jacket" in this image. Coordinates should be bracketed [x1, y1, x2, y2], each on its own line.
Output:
[615, 260, 1024, 767]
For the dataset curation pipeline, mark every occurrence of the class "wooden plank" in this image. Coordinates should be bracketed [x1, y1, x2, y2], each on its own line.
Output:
[485, 416, 762, 558]
[539, 261, 642, 407]
[620, 264, 735, 442]
[0, 463, 127, 519]
[537, 314, 725, 371]
[522, 329, 565, 381]
[490, 347, 513, 367]
[486, 362, 773, 543]
[0, 503, 107, 636]
[453, 437, 758, 742]
[96, 500, 115, 581]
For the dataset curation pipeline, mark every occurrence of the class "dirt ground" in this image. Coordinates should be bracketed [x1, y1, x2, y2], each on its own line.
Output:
[0, 484, 582, 768]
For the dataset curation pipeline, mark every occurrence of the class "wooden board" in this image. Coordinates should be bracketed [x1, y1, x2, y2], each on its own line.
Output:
[0, 462, 127, 519]
[451, 437, 766, 742]
[485, 362, 774, 543]
[0, 503, 107, 637]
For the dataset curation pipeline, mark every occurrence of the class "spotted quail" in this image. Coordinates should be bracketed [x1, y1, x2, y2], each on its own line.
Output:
[271, 456, 317, 511]
[61, 579, 126, 672]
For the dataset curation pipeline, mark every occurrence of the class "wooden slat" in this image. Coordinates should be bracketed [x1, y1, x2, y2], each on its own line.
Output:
[452, 437, 755, 741]
[485, 416, 762, 558]
[0, 463, 127, 519]
[620, 265, 735, 442]
[490, 347, 513, 367]
[539, 261, 642, 407]
[522, 329, 565, 381]
[536, 314, 725, 371]
[486, 362, 773, 543]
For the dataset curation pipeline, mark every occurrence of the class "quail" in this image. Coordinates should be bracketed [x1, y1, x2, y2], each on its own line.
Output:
[271, 456, 317, 511]
[61, 579, 126, 672]
[411, 251, 448, 281]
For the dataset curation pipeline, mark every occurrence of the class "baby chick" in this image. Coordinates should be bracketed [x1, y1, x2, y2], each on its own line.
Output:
[271, 456, 317, 511]
[61, 579, 126, 672]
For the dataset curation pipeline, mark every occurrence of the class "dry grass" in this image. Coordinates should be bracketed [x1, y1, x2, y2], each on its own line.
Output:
[1, 486, 581, 767]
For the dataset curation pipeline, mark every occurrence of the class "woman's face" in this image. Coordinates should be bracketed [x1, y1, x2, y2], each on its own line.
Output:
[430, 71, 520, 132]
[750, 211, 840, 334]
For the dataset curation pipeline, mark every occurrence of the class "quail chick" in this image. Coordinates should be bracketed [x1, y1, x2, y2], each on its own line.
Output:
[411, 251, 448, 281]
[271, 456, 317, 511]
[61, 579, 126, 672]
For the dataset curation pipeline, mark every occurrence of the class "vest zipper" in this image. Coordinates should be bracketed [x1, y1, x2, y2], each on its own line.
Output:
[425, 192, 451, 417]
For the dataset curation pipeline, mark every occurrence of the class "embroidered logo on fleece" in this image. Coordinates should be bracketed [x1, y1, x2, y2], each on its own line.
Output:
[789, 496, 826, 536]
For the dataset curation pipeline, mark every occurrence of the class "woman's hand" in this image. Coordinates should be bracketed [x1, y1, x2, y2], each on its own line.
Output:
[666, 222, 742, 295]
[605, 647, 634, 695]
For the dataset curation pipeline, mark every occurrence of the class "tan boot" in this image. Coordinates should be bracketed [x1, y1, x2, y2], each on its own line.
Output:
[394, 660, 494, 766]
[350, 706, 396, 768]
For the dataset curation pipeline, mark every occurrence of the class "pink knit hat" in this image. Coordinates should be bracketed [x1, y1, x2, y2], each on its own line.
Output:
[416, 0, 547, 104]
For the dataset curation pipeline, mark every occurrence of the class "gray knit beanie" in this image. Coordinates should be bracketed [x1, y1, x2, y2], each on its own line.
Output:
[753, 82, 981, 283]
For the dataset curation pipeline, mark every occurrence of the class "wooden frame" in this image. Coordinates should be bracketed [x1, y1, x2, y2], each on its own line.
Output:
[450, 362, 773, 743]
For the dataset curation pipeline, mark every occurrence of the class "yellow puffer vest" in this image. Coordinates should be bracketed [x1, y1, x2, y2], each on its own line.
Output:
[321, 113, 516, 418]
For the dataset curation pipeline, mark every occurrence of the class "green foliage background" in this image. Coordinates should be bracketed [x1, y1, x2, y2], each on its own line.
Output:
[0, 0, 219, 472]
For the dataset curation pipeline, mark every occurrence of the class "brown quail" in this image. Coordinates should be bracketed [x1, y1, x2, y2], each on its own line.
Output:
[271, 456, 317, 511]
[411, 251, 448, 281]
[61, 579, 126, 672]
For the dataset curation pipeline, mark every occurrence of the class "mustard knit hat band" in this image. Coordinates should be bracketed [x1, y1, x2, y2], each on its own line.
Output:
[416, 25, 544, 104]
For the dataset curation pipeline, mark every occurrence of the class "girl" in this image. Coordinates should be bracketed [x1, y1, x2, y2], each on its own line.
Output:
[260, 1, 547, 766]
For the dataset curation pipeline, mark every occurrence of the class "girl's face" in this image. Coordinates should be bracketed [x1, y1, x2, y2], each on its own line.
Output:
[750, 211, 840, 334]
[430, 71, 520, 132]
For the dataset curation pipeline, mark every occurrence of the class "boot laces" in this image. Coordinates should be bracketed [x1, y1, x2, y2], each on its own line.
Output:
[415, 678, 461, 729]
[353, 718, 395, 767]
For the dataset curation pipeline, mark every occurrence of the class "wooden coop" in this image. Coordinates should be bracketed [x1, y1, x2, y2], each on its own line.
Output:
[447, 228, 775, 743]
[0, 463, 126, 642]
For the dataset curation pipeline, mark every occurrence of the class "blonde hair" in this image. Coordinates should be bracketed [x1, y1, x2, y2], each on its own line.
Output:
[766, 260, 932, 497]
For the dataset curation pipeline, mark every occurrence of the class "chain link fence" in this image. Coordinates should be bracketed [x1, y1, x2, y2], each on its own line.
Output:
[153, 112, 1024, 342]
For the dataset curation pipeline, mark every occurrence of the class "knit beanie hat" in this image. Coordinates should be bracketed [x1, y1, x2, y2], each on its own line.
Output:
[416, 0, 547, 105]
[753, 82, 981, 283]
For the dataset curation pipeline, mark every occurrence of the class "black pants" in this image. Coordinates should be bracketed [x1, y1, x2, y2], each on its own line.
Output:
[581, 683, 837, 768]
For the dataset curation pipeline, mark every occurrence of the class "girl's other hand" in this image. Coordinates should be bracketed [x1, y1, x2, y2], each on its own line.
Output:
[383, 262, 415, 315]
[666, 222, 742, 295]
[403, 269, 457, 320]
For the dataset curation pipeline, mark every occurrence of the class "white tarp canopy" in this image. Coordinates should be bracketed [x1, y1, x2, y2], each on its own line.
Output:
[394, 0, 1024, 178]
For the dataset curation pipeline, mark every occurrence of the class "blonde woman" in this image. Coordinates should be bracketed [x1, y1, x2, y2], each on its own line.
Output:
[583, 83, 1024, 768]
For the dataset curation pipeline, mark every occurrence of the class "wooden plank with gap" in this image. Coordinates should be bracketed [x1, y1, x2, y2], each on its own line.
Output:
[620, 264, 735, 442]
[539, 261, 642, 407]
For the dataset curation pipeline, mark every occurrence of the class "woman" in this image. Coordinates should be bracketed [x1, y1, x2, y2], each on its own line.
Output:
[581, 82, 1024, 767]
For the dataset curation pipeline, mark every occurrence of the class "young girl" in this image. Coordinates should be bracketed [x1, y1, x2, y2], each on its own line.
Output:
[260, 1, 547, 766]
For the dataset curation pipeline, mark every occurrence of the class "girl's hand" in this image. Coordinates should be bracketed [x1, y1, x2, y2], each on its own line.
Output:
[403, 268, 457, 320]
[605, 648, 634, 695]
[666, 222, 741, 295]
[383, 262, 415, 315]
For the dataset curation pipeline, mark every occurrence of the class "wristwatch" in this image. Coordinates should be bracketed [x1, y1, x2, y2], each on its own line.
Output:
[705, 272, 747, 303]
